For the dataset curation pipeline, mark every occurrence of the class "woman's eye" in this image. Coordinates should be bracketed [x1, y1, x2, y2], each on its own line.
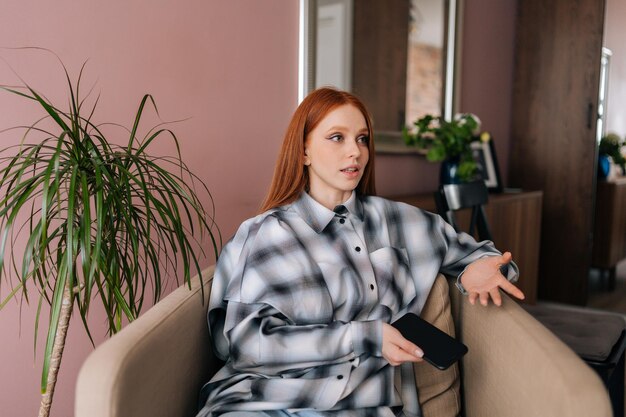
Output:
[328, 134, 343, 142]
[357, 135, 370, 144]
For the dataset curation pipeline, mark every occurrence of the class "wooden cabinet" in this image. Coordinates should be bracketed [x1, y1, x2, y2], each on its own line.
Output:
[592, 178, 626, 286]
[390, 191, 543, 304]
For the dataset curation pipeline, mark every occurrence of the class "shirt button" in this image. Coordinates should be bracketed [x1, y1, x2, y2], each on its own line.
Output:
[339, 218, 345, 224]
[370, 284, 375, 291]
[337, 375, 344, 380]
[355, 246, 361, 252]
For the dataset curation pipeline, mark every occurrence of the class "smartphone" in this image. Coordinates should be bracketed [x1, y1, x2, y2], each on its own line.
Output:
[391, 313, 468, 370]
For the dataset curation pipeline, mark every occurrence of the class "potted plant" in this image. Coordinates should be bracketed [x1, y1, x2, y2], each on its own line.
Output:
[0, 57, 219, 417]
[402, 113, 491, 184]
[598, 133, 626, 179]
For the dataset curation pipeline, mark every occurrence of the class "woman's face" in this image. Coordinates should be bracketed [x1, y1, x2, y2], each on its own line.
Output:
[304, 104, 370, 208]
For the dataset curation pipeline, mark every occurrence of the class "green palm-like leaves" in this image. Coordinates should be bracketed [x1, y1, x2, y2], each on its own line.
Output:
[0, 61, 220, 393]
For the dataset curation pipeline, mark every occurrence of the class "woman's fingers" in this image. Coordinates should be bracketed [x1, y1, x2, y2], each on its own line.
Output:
[381, 323, 424, 366]
[397, 336, 424, 359]
[479, 291, 489, 306]
[498, 277, 525, 300]
[468, 279, 525, 307]
[468, 292, 479, 305]
[388, 344, 423, 366]
[489, 287, 502, 306]
[500, 251, 513, 265]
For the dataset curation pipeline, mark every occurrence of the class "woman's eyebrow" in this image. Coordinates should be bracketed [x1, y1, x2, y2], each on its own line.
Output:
[325, 125, 349, 132]
[325, 125, 368, 133]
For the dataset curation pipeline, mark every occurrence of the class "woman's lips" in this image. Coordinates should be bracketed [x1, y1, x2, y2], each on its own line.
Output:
[340, 167, 360, 178]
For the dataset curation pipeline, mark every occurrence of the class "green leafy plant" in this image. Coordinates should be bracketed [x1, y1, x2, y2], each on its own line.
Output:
[0, 56, 219, 416]
[599, 133, 626, 174]
[402, 113, 491, 181]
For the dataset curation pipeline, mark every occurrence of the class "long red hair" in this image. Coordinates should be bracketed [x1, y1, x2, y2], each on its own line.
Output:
[259, 87, 377, 212]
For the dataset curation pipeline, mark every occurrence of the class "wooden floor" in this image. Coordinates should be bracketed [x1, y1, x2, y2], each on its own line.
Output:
[588, 260, 626, 313]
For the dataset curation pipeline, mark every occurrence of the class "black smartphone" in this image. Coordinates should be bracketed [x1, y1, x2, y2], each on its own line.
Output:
[391, 313, 468, 370]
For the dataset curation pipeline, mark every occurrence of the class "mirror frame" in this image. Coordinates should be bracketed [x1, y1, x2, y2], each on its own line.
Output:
[298, 0, 464, 154]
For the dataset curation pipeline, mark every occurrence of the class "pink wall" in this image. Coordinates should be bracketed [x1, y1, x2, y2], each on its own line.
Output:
[0, 1, 298, 416]
[605, 0, 626, 137]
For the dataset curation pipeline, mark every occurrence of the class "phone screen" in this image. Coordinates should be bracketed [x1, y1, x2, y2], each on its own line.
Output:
[391, 313, 468, 370]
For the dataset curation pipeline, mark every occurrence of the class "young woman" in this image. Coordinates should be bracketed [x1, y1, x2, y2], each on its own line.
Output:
[196, 88, 524, 417]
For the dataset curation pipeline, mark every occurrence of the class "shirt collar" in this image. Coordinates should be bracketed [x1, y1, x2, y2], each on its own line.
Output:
[291, 191, 364, 233]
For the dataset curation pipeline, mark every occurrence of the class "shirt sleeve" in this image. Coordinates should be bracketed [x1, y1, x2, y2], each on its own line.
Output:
[390, 200, 519, 299]
[431, 212, 519, 291]
[223, 301, 382, 375]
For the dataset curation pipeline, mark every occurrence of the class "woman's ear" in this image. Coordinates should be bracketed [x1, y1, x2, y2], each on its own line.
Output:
[303, 150, 311, 166]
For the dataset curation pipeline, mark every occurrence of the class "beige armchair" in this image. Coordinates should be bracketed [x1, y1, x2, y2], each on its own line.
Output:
[75, 266, 612, 417]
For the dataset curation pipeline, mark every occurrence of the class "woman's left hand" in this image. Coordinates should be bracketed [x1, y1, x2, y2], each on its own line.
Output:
[460, 252, 525, 306]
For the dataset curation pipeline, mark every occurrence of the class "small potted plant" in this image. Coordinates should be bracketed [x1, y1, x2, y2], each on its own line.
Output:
[402, 113, 491, 184]
[598, 133, 626, 179]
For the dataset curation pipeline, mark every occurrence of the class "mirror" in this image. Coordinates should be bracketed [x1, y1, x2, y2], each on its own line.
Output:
[299, 0, 462, 153]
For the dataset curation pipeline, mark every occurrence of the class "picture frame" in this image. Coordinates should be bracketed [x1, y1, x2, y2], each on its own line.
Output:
[470, 139, 502, 193]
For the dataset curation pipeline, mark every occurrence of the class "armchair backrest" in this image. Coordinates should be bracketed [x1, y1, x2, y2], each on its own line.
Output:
[76, 266, 218, 417]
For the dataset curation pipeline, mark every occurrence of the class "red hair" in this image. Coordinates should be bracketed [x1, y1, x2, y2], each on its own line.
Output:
[259, 87, 377, 212]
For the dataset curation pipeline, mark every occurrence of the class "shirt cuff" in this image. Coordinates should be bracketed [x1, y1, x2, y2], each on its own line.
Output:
[456, 257, 520, 295]
[350, 320, 383, 357]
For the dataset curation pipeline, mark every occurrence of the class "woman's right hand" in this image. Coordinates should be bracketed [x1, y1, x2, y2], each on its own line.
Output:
[381, 322, 424, 366]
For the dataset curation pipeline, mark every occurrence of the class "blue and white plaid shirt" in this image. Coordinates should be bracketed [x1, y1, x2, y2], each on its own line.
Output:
[197, 192, 518, 417]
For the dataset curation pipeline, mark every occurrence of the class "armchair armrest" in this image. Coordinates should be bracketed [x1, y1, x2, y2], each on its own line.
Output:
[450, 285, 612, 417]
[75, 266, 218, 417]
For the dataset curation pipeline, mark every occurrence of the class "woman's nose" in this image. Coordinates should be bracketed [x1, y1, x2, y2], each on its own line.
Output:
[346, 139, 361, 158]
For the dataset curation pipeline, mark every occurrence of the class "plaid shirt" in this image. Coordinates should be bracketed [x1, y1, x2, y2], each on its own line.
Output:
[197, 192, 518, 417]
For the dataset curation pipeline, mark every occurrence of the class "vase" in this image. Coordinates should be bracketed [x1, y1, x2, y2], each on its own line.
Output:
[440, 157, 462, 185]
[598, 154, 610, 179]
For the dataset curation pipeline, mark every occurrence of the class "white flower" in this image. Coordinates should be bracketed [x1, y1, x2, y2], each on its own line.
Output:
[427, 118, 440, 129]
[453, 113, 482, 135]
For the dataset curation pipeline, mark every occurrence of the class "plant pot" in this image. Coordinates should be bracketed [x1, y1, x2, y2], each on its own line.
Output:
[598, 154, 610, 179]
[440, 157, 462, 185]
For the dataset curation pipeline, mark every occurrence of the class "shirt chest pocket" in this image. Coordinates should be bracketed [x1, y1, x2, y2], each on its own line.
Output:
[369, 247, 416, 312]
